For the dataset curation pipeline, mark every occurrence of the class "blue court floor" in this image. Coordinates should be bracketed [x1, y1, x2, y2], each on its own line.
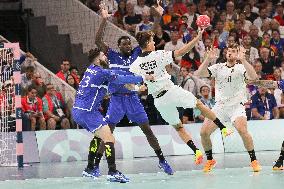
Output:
[0, 151, 283, 189]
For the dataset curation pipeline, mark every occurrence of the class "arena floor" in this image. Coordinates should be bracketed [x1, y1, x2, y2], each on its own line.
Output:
[0, 151, 283, 189]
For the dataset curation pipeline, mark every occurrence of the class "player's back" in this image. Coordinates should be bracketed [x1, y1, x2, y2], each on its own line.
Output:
[107, 47, 141, 94]
[73, 65, 109, 112]
[131, 50, 175, 96]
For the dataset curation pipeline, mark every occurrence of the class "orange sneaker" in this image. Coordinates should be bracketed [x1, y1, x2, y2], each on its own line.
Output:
[194, 150, 203, 165]
[203, 159, 216, 173]
[250, 160, 262, 172]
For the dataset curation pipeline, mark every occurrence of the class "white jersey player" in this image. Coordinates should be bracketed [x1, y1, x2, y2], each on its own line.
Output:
[195, 43, 261, 172]
[129, 30, 232, 165]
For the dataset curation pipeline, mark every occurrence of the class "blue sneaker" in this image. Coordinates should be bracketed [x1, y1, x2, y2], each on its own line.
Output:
[158, 160, 174, 175]
[82, 166, 101, 178]
[107, 171, 129, 183]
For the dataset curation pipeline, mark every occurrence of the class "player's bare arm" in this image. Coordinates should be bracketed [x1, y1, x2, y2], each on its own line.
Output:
[194, 47, 218, 77]
[95, 4, 109, 54]
[174, 28, 204, 58]
[237, 46, 258, 81]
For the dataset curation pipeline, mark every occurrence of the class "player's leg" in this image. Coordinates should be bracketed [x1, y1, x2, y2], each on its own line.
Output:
[196, 100, 232, 137]
[155, 94, 202, 165]
[175, 85, 232, 137]
[273, 140, 284, 170]
[234, 116, 261, 172]
[91, 95, 125, 170]
[126, 95, 173, 175]
[200, 118, 218, 172]
[95, 124, 129, 183]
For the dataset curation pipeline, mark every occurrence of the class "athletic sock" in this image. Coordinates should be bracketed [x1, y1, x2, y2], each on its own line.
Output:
[278, 141, 284, 161]
[94, 153, 103, 167]
[205, 150, 213, 160]
[87, 137, 101, 169]
[186, 140, 199, 153]
[248, 149, 257, 162]
[155, 149, 165, 161]
[213, 118, 226, 130]
[105, 142, 116, 173]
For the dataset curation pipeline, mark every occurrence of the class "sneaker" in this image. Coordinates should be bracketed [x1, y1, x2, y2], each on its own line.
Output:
[221, 128, 233, 137]
[107, 170, 129, 183]
[82, 166, 101, 178]
[250, 160, 262, 172]
[158, 160, 174, 175]
[203, 159, 216, 173]
[194, 150, 203, 165]
[273, 159, 283, 171]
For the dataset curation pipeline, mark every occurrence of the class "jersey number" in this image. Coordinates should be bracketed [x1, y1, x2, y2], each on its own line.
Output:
[80, 75, 91, 87]
[227, 76, 232, 82]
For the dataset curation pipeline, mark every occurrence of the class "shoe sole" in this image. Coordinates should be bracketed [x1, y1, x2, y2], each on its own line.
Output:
[272, 166, 284, 171]
[158, 165, 174, 175]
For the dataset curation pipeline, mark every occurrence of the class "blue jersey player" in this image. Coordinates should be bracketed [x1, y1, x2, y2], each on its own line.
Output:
[92, 6, 173, 175]
[72, 48, 142, 183]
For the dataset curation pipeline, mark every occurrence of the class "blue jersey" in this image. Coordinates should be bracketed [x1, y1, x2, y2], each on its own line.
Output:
[107, 46, 142, 94]
[73, 64, 142, 112]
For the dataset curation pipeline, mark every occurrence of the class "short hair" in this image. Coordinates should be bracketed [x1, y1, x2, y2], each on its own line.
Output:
[27, 85, 37, 92]
[227, 43, 238, 49]
[117, 36, 131, 46]
[26, 66, 35, 72]
[88, 48, 100, 63]
[135, 31, 154, 49]
[200, 85, 210, 93]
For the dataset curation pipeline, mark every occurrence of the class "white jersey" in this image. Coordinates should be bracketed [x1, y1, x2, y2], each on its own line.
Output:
[208, 62, 248, 106]
[129, 50, 175, 97]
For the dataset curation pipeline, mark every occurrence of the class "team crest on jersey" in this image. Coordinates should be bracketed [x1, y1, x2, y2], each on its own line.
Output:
[139, 60, 157, 71]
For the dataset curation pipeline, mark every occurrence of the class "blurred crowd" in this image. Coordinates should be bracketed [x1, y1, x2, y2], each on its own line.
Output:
[2, 0, 284, 132]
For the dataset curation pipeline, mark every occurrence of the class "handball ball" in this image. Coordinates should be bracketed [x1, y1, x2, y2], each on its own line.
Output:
[196, 15, 210, 29]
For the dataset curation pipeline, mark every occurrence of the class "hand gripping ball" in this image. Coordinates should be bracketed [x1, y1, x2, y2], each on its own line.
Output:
[196, 15, 210, 29]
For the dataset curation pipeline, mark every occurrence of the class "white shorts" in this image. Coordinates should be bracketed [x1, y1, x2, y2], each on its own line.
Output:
[154, 85, 197, 125]
[212, 102, 247, 124]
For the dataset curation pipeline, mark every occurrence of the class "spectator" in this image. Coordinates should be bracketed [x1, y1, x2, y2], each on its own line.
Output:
[259, 20, 271, 37]
[21, 52, 36, 73]
[249, 25, 262, 49]
[253, 59, 264, 80]
[243, 3, 258, 23]
[70, 66, 81, 83]
[152, 23, 170, 50]
[173, 0, 188, 15]
[113, 0, 127, 29]
[270, 29, 284, 57]
[42, 84, 70, 130]
[85, 0, 101, 12]
[134, 0, 149, 15]
[273, 3, 284, 26]
[234, 19, 248, 41]
[239, 11, 252, 33]
[251, 86, 279, 120]
[253, 8, 271, 29]
[274, 87, 284, 118]
[31, 72, 47, 98]
[242, 35, 259, 64]
[183, 2, 198, 29]
[123, 2, 142, 36]
[194, 85, 215, 123]
[215, 20, 229, 46]
[22, 85, 46, 131]
[101, 0, 118, 15]
[261, 32, 271, 48]
[164, 30, 184, 61]
[135, 11, 153, 34]
[180, 67, 197, 96]
[259, 47, 279, 78]
[280, 60, 284, 79]
[21, 66, 35, 95]
[162, 4, 175, 25]
[225, 1, 237, 21]
[56, 60, 71, 81]
[66, 74, 78, 90]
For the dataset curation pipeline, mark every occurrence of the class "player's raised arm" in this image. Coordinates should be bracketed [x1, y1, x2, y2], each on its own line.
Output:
[173, 28, 204, 58]
[95, 4, 109, 54]
[238, 46, 258, 81]
[194, 47, 218, 78]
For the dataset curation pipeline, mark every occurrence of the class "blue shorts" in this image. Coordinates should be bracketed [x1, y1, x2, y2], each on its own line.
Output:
[72, 108, 107, 133]
[106, 94, 148, 126]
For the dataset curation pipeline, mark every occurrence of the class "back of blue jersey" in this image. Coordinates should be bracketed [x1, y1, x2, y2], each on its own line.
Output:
[107, 46, 141, 94]
[73, 65, 109, 112]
